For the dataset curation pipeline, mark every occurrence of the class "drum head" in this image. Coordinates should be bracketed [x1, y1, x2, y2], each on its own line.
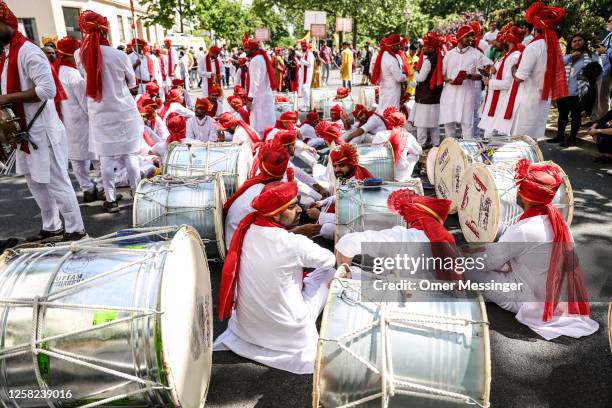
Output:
[214, 175, 227, 259]
[434, 138, 483, 213]
[458, 163, 504, 243]
[160, 226, 213, 408]
[426, 146, 438, 185]
[511, 135, 544, 162]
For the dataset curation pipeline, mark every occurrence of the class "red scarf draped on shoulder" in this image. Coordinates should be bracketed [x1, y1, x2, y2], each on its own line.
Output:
[302, 50, 310, 84]
[79, 12, 111, 102]
[487, 47, 523, 117]
[50, 63, 68, 121]
[205, 53, 220, 91]
[145, 50, 154, 78]
[237, 121, 260, 144]
[1, 31, 29, 152]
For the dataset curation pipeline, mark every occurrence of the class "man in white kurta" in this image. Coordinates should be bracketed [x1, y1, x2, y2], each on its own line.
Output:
[75, 11, 143, 213]
[214, 181, 335, 374]
[298, 42, 314, 111]
[345, 105, 388, 144]
[439, 25, 492, 139]
[185, 98, 218, 142]
[198, 46, 224, 98]
[244, 37, 276, 134]
[0, 7, 85, 241]
[464, 160, 598, 340]
[374, 34, 407, 114]
[56, 37, 99, 201]
[128, 40, 152, 95]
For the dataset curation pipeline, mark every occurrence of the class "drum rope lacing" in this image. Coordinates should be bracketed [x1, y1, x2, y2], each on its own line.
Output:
[0, 149, 15, 176]
[0, 228, 180, 406]
[318, 278, 490, 408]
[166, 142, 238, 175]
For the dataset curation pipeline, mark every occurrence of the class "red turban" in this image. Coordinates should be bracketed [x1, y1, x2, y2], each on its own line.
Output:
[300, 40, 312, 50]
[279, 111, 298, 123]
[315, 121, 343, 144]
[304, 110, 319, 124]
[215, 112, 238, 130]
[352, 104, 368, 119]
[469, 21, 483, 38]
[383, 106, 399, 119]
[330, 104, 345, 121]
[423, 32, 444, 49]
[166, 113, 187, 144]
[227, 95, 243, 110]
[145, 81, 160, 96]
[209, 46, 221, 55]
[387, 189, 460, 280]
[419, 32, 445, 90]
[514, 159, 590, 321]
[0, 1, 17, 29]
[195, 97, 212, 111]
[506, 26, 526, 45]
[219, 180, 299, 319]
[133, 38, 147, 49]
[386, 34, 401, 47]
[275, 129, 297, 145]
[233, 85, 246, 98]
[172, 78, 185, 88]
[209, 84, 223, 97]
[446, 34, 457, 47]
[223, 140, 289, 217]
[456, 25, 474, 42]
[238, 57, 248, 66]
[79, 10, 110, 102]
[336, 87, 350, 99]
[330, 144, 373, 180]
[242, 32, 260, 51]
[56, 36, 79, 56]
[386, 111, 406, 128]
[166, 88, 183, 103]
[385, 112, 408, 164]
[525, 1, 567, 101]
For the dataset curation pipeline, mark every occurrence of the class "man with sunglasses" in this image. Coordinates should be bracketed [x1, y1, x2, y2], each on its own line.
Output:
[214, 179, 335, 374]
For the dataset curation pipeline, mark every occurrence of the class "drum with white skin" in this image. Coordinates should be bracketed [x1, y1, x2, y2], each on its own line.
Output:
[274, 91, 298, 111]
[313, 272, 491, 408]
[0, 226, 213, 408]
[163, 141, 253, 198]
[458, 161, 574, 243]
[133, 174, 227, 260]
[426, 146, 438, 185]
[335, 179, 424, 242]
[434, 136, 543, 213]
[355, 143, 396, 181]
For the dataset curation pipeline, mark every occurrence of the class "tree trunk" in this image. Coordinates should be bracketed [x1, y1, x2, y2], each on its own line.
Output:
[352, 16, 357, 49]
[178, 0, 184, 32]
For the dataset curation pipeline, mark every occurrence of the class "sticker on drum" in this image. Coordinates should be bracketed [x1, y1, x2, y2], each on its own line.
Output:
[313, 277, 491, 408]
[458, 161, 574, 243]
[0, 226, 213, 408]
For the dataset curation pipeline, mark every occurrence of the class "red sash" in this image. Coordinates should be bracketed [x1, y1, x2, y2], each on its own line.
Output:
[205, 54, 220, 92]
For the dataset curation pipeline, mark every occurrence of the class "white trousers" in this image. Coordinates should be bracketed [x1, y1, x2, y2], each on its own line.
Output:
[444, 122, 473, 140]
[99, 154, 140, 202]
[300, 84, 311, 108]
[416, 127, 440, 146]
[25, 148, 84, 233]
[70, 160, 102, 193]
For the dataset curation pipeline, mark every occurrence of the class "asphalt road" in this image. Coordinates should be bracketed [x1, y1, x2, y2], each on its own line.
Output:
[0, 70, 610, 408]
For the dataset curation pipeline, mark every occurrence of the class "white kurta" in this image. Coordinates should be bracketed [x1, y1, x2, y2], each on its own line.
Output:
[231, 125, 256, 144]
[298, 50, 314, 90]
[198, 54, 224, 98]
[347, 113, 388, 144]
[372, 129, 422, 182]
[185, 116, 217, 142]
[234, 66, 246, 87]
[465, 215, 599, 340]
[58, 65, 93, 161]
[128, 52, 152, 94]
[336, 226, 430, 259]
[149, 54, 164, 92]
[213, 225, 335, 374]
[439, 47, 492, 125]
[162, 102, 195, 122]
[412, 58, 440, 128]
[376, 51, 406, 114]
[223, 183, 264, 247]
[479, 50, 521, 136]
[75, 46, 143, 157]
[509, 39, 551, 140]
[248, 54, 275, 134]
[3, 41, 68, 184]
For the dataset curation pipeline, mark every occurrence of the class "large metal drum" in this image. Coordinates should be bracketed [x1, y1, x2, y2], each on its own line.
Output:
[274, 92, 298, 111]
[314, 276, 491, 407]
[356, 143, 396, 181]
[336, 179, 424, 242]
[162, 141, 253, 198]
[0, 226, 213, 408]
[458, 161, 574, 243]
[133, 175, 226, 260]
[434, 136, 543, 213]
[311, 89, 335, 113]
[359, 86, 378, 110]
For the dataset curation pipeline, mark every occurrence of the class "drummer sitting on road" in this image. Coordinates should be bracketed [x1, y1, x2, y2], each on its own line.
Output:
[214, 180, 336, 375]
[307, 143, 374, 240]
[214, 112, 260, 144]
[462, 160, 599, 340]
[344, 104, 389, 145]
[335, 189, 460, 281]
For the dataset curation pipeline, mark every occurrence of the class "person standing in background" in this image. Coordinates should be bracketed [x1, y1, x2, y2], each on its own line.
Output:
[320, 42, 332, 86]
[340, 42, 354, 90]
[591, 16, 612, 122]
